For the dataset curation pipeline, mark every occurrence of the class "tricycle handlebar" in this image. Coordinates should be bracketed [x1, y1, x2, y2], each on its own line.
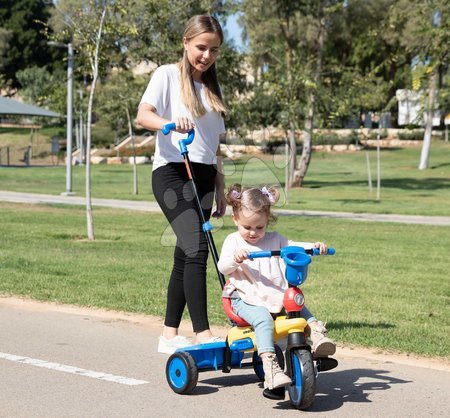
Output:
[248, 247, 335, 259]
[248, 245, 335, 286]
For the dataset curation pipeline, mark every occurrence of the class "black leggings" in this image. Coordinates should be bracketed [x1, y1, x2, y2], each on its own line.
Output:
[152, 162, 216, 333]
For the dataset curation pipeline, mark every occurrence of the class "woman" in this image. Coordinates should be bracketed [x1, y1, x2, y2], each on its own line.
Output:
[136, 15, 227, 354]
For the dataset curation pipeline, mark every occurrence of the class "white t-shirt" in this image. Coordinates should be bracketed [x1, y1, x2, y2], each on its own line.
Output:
[139, 64, 226, 171]
[217, 231, 314, 313]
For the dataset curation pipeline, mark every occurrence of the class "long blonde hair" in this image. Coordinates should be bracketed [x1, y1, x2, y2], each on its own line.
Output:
[178, 15, 227, 118]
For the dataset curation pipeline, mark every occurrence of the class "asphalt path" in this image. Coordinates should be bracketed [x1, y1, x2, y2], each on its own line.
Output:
[1, 297, 449, 418]
[1, 190, 450, 225]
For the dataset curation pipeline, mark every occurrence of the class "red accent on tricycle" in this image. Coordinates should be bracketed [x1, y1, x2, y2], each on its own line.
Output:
[283, 287, 305, 312]
[221, 281, 250, 327]
[222, 297, 250, 327]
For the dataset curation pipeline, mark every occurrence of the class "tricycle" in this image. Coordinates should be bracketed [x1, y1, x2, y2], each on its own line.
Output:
[161, 123, 338, 410]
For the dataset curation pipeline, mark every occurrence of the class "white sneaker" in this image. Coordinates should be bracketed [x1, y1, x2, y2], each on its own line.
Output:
[158, 335, 192, 354]
[196, 336, 225, 345]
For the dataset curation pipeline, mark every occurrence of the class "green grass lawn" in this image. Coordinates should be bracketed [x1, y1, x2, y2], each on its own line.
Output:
[1, 202, 449, 359]
[1, 141, 449, 216]
[1, 137, 449, 358]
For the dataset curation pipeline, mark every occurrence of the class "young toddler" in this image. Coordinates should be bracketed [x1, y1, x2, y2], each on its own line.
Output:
[218, 183, 336, 390]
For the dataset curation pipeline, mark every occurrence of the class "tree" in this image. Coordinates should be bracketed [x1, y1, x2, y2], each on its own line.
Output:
[48, 0, 244, 239]
[294, 2, 330, 187]
[16, 66, 54, 106]
[389, 0, 450, 169]
[0, 0, 64, 89]
[214, 41, 249, 132]
[49, 0, 137, 240]
[416, 5, 449, 170]
[0, 27, 12, 71]
[319, 0, 405, 128]
[97, 70, 148, 194]
[125, 0, 236, 65]
[241, 0, 343, 187]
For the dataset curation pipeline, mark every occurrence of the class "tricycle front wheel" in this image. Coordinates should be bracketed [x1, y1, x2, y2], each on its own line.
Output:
[166, 351, 198, 394]
[287, 349, 316, 410]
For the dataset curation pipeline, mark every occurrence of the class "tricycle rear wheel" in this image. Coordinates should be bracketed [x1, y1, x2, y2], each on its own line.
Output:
[166, 351, 198, 394]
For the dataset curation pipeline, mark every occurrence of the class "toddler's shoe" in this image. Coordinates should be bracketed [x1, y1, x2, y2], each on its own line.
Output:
[262, 353, 291, 389]
[158, 335, 192, 354]
[309, 321, 336, 358]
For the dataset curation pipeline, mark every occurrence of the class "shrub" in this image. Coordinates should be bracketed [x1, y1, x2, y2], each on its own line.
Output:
[341, 130, 361, 145]
[263, 139, 286, 154]
[368, 129, 388, 139]
[34, 151, 51, 159]
[108, 144, 155, 158]
[313, 133, 341, 145]
[398, 129, 424, 140]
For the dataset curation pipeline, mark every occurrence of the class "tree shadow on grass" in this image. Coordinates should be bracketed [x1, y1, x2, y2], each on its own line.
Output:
[328, 321, 395, 331]
[306, 177, 450, 191]
[431, 162, 450, 169]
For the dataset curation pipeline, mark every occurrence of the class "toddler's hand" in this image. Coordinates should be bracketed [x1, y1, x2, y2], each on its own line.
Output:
[234, 249, 249, 264]
[314, 242, 328, 255]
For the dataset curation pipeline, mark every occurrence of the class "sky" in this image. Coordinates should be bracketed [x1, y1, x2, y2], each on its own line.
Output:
[223, 13, 247, 51]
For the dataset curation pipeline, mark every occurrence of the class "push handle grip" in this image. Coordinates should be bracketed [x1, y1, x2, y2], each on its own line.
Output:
[161, 122, 176, 135]
[248, 250, 274, 260]
[311, 247, 336, 256]
[161, 122, 195, 154]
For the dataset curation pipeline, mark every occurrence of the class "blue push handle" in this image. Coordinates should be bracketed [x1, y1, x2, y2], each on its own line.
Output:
[161, 122, 176, 135]
[248, 250, 273, 259]
[312, 247, 336, 256]
[161, 122, 195, 154]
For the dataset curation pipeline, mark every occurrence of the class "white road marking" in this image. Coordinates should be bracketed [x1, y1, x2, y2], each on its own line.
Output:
[0, 351, 149, 386]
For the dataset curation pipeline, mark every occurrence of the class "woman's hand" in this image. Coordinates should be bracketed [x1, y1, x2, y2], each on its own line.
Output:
[213, 188, 227, 218]
[212, 168, 226, 218]
[175, 117, 195, 133]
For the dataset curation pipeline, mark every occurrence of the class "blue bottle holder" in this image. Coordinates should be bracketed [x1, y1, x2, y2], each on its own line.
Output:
[281, 246, 311, 286]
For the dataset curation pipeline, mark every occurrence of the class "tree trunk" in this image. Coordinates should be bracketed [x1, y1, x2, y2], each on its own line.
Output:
[85, 7, 106, 241]
[376, 125, 381, 201]
[85, 78, 95, 241]
[419, 71, 438, 170]
[284, 41, 298, 187]
[295, 109, 313, 187]
[126, 107, 138, 195]
[287, 121, 297, 186]
[285, 132, 289, 204]
[293, 14, 325, 187]
[279, 14, 298, 189]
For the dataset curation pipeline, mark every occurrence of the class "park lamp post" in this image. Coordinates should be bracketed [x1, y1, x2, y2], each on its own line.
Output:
[48, 41, 75, 195]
